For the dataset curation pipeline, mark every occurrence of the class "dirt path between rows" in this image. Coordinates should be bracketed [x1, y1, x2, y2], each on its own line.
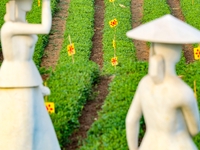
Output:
[167, 0, 194, 63]
[90, 1, 104, 69]
[65, 0, 111, 149]
[41, 0, 70, 80]
[131, 0, 149, 61]
[66, 77, 110, 150]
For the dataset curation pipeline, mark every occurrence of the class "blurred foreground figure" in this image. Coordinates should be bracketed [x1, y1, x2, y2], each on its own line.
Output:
[0, 0, 60, 149]
[126, 14, 200, 150]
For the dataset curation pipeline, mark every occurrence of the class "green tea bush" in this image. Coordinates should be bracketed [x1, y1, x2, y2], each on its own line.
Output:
[80, 0, 200, 149]
[81, 0, 139, 148]
[142, 0, 170, 23]
[47, 0, 99, 147]
[180, 0, 200, 31]
[102, 0, 135, 75]
[81, 65, 148, 149]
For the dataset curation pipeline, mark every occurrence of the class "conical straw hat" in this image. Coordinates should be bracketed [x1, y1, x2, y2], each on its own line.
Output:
[127, 14, 200, 44]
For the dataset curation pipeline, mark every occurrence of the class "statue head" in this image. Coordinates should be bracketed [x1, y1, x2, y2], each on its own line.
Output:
[127, 14, 200, 80]
[4, 0, 33, 22]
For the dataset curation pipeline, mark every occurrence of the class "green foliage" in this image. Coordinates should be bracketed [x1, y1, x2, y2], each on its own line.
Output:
[81, 0, 200, 149]
[0, 0, 59, 67]
[81, 0, 164, 149]
[80, 0, 140, 149]
[0, 1, 6, 29]
[80, 66, 148, 149]
[142, 0, 170, 23]
[49, 61, 99, 147]
[0, 0, 7, 52]
[180, 0, 200, 31]
[46, 0, 100, 147]
[102, 0, 135, 75]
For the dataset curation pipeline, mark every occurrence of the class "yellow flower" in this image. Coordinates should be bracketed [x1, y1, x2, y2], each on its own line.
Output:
[109, 19, 118, 28]
[111, 57, 118, 66]
[67, 43, 76, 56]
[38, 1, 40, 6]
[109, 0, 115, 2]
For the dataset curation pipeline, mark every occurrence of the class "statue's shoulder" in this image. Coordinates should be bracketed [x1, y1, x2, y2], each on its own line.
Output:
[166, 77, 195, 104]
[139, 75, 153, 84]
[137, 75, 153, 89]
[1, 21, 24, 34]
[1, 22, 14, 34]
[2, 21, 12, 27]
[178, 80, 194, 98]
[168, 77, 192, 91]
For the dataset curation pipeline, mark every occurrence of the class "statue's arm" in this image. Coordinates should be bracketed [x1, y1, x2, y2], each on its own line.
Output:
[8, 0, 52, 35]
[181, 90, 200, 136]
[126, 91, 142, 150]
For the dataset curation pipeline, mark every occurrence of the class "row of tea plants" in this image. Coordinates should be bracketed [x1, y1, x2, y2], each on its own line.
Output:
[81, 0, 145, 149]
[80, 0, 200, 149]
[46, 0, 99, 148]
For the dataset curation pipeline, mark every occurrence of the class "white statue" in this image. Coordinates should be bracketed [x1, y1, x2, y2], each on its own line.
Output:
[126, 15, 200, 150]
[0, 0, 60, 149]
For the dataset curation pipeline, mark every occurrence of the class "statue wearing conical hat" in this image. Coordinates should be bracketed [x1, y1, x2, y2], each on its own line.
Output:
[126, 14, 200, 150]
[0, 0, 60, 149]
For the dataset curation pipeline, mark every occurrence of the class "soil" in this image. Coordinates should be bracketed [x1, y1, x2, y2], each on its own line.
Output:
[167, 0, 194, 63]
[40, 0, 70, 81]
[65, 76, 111, 150]
[65, 0, 112, 149]
[90, 0, 104, 69]
[131, 0, 149, 61]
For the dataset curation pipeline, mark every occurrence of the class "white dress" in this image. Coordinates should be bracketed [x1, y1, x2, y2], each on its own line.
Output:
[0, 23, 60, 150]
[138, 75, 198, 150]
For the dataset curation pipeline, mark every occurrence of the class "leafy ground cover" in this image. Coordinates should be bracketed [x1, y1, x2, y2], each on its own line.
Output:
[142, 0, 170, 23]
[0, 0, 59, 67]
[80, 0, 140, 149]
[46, 0, 100, 147]
[0, 0, 7, 52]
[80, 0, 200, 149]
[0, 1, 6, 28]
[180, 0, 200, 34]
[102, 0, 135, 75]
